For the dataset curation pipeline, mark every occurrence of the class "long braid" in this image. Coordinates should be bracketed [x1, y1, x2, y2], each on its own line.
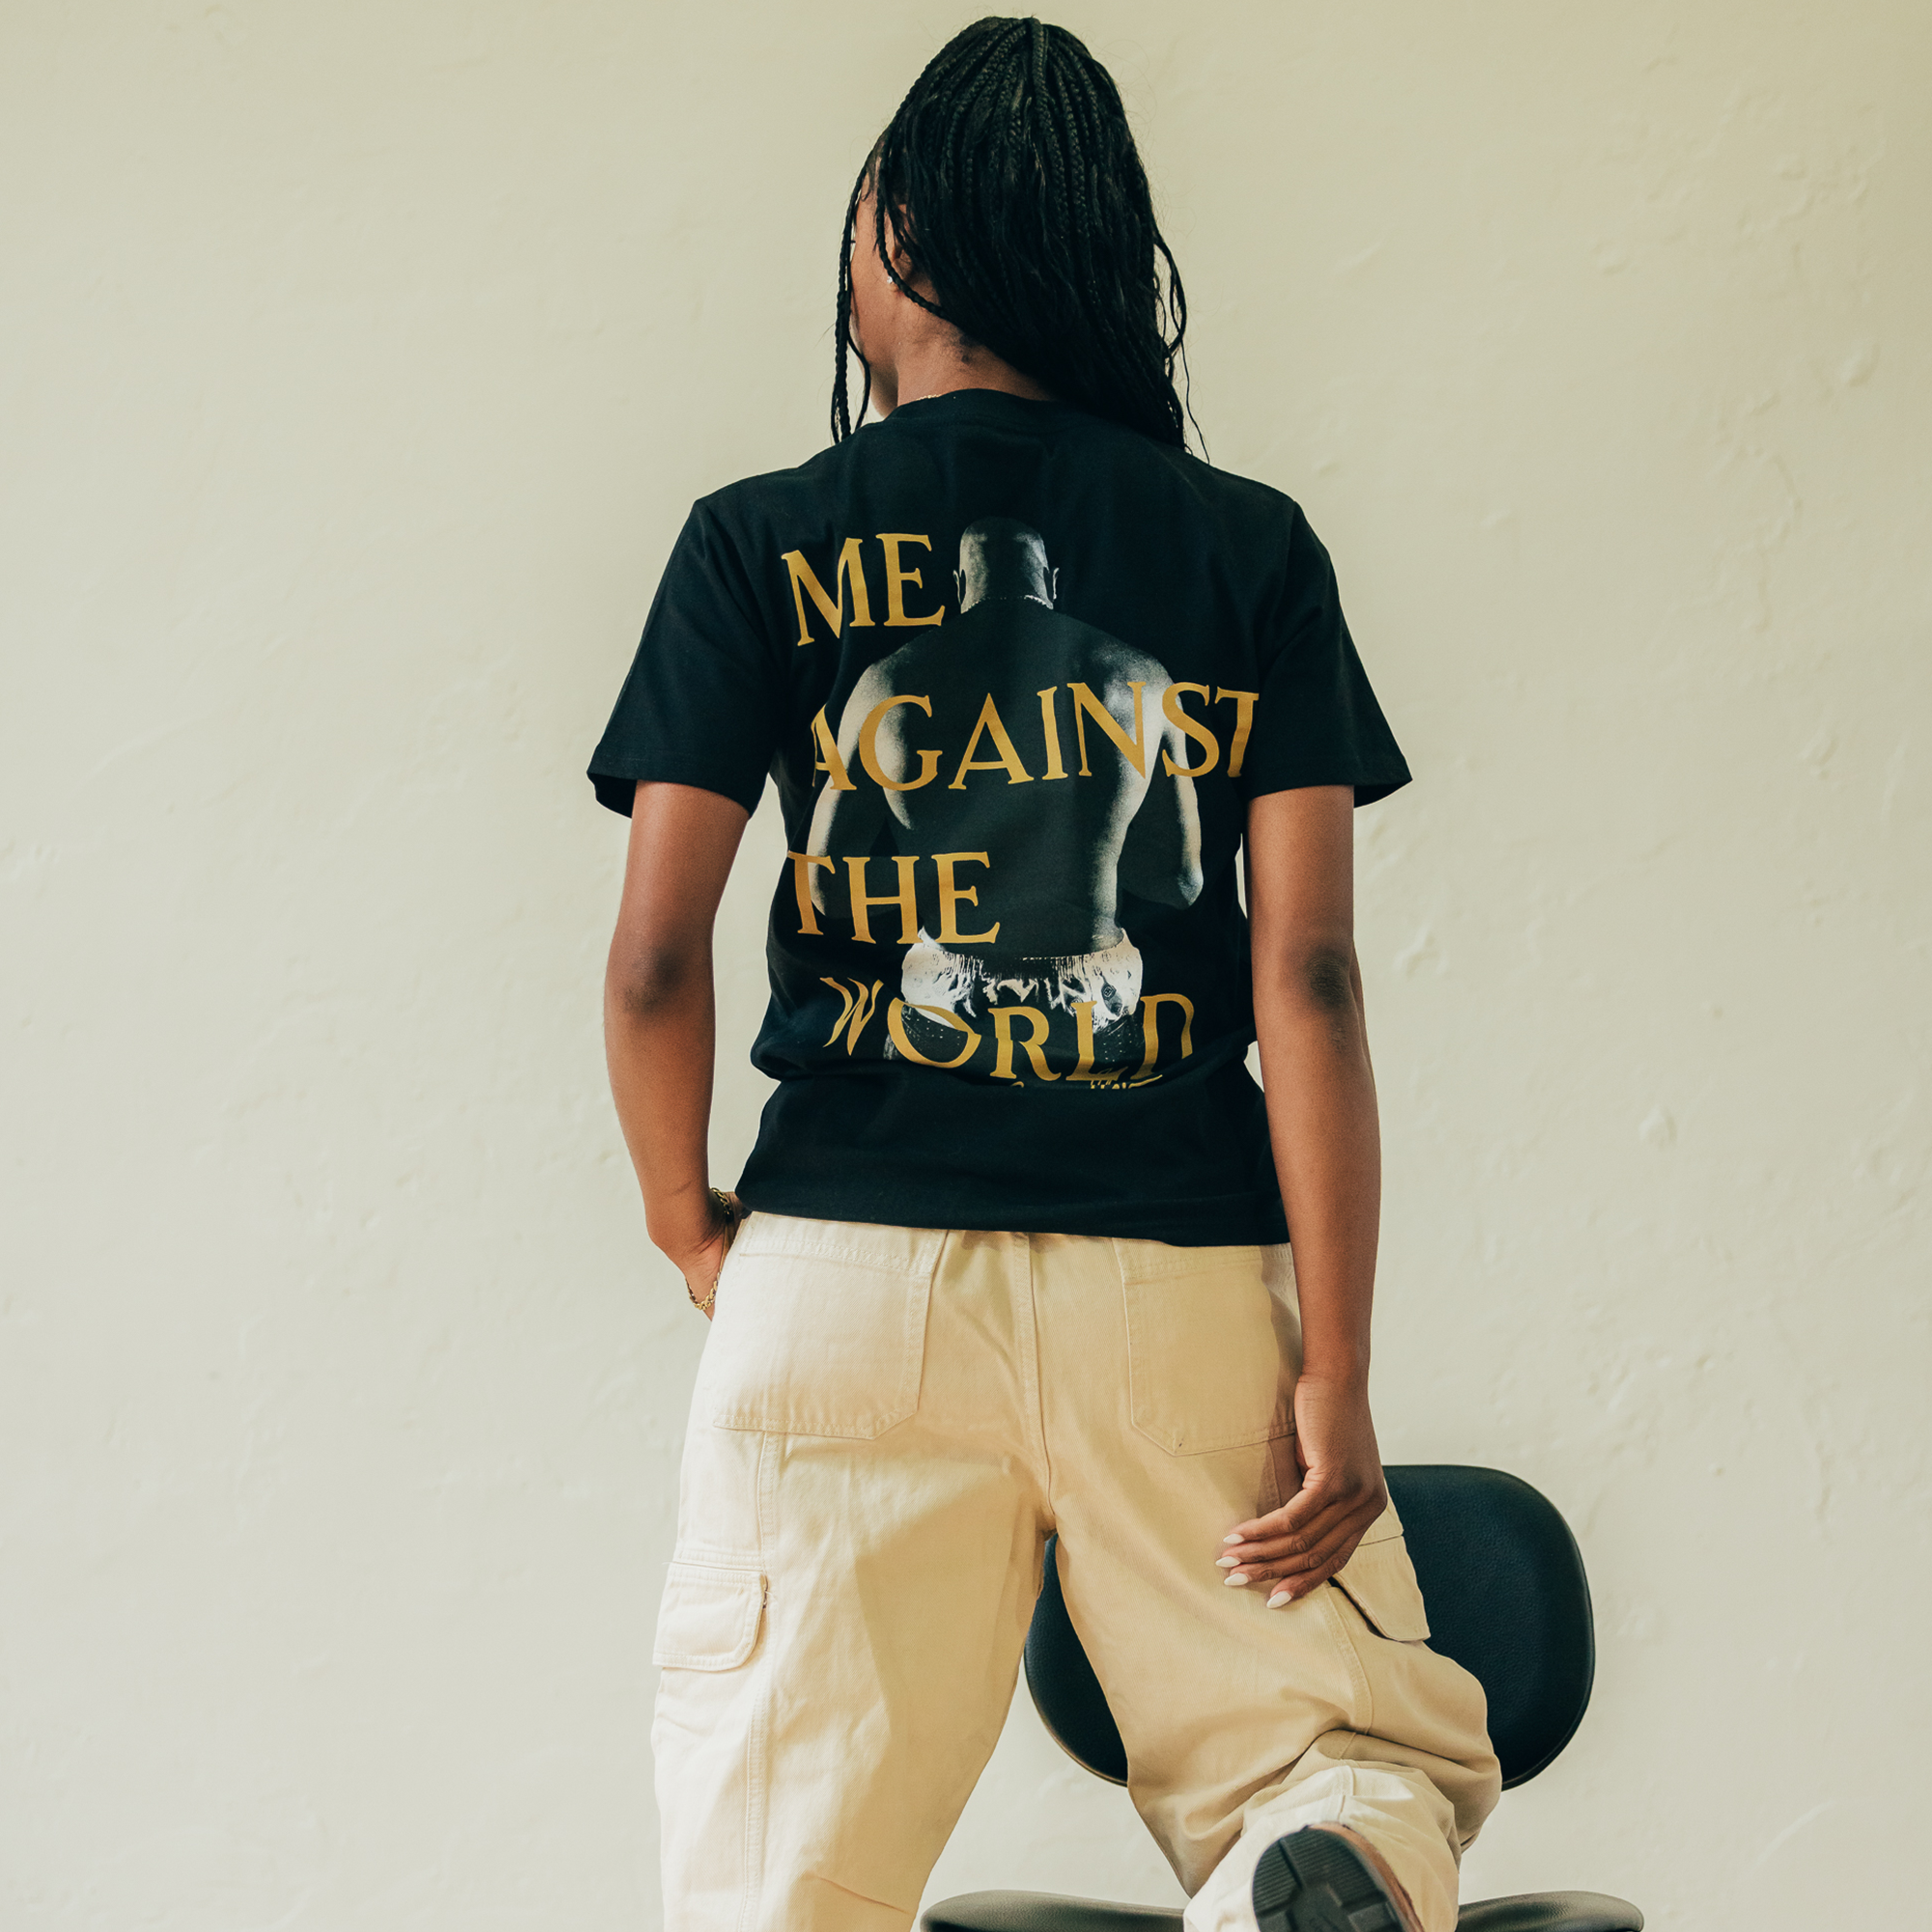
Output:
[830, 15, 1196, 450]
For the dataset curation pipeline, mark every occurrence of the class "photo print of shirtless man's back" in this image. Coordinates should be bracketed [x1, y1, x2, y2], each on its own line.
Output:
[804, 516, 1207, 1089]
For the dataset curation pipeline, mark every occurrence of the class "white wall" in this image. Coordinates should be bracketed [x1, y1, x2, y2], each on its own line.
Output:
[3, 4, 1926, 1928]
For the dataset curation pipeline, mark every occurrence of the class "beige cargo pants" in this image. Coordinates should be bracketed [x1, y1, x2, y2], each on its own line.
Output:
[652, 1213, 1500, 1932]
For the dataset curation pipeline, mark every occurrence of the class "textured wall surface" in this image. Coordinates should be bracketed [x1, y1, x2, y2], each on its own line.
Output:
[3, 4, 1926, 1928]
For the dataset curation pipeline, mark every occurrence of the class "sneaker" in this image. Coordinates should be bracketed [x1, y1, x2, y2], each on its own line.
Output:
[1250, 1825, 1424, 1932]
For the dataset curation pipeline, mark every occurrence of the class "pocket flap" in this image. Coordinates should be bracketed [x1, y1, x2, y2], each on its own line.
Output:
[1332, 1532, 1432, 1642]
[652, 1560, 766, 1670]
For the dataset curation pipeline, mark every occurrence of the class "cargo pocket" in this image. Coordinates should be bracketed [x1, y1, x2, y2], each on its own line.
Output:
[652, 1559, 766, 1670]
[1118, 1239, 1293, 1454]
[703, 1217, 941, 1439]
[1330, 1503, 1432, 1641]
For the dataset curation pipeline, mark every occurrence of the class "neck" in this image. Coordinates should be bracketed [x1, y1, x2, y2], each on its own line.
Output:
[962, 588, 1051, 611]
[870, 322, 1053, 417]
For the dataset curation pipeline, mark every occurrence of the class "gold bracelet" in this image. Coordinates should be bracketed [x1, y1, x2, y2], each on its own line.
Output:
[688, 1189, 743, 1317]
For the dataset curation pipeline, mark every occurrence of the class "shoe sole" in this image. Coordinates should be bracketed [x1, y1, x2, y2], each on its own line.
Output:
[1252, 1829, 1407, 1932]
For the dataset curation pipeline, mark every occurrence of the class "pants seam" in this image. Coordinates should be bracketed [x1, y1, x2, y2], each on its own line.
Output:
[738, 1433, 777, 1932]
[1016, 1235, 1054, 1497]
[1319, 1580, 1374, 1736]
[736, 1649, 770, 1932]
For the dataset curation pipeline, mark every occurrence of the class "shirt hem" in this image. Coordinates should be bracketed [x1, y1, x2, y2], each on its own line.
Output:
[731, 1179, 1290, 1248]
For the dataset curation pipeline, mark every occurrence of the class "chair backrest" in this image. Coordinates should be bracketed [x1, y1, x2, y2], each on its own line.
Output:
[1025, 1463, 1594, 1791]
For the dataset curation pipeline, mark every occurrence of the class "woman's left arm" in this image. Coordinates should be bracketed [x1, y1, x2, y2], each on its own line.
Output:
[1218, 784, 1390, 1605]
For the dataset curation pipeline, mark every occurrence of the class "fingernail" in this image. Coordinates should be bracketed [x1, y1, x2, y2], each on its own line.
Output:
[1267, 1590, 1293, 1608]
[1224, 1572, 1251, 1587]
[1223, 1533, 1244, 1546]
[1215, 1554, 1241, 1569]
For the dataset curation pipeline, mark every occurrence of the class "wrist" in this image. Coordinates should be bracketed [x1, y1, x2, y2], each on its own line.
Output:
[651, 1184, 742, 1261]
[645, 1180, 716, 1260]
[1295, 1354, 1370, 1392]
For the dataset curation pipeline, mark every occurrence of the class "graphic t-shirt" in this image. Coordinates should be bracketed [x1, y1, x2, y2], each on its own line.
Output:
[589, 391, 1408, 1245]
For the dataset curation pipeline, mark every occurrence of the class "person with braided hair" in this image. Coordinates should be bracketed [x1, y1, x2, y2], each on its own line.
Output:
[591, 18, 1500, 1932]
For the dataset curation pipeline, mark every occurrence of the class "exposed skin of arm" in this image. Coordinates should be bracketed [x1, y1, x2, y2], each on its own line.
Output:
[1217, 784, 1390, 1604]
[604, 780, 753, 1312]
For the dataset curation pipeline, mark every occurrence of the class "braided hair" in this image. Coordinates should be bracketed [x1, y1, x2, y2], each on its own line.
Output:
[831, 16, 1193, 448]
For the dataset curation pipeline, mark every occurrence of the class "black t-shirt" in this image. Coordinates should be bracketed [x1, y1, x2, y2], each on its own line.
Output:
[590, 391, 1408, 1245]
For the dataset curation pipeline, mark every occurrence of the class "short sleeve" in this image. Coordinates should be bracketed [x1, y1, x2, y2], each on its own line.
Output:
[587, 501, 784, 817]
[1236, 506, 1411, 808]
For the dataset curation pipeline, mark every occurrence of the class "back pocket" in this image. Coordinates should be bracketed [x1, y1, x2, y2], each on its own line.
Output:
[1118, 1239, 1293, 1454]
[702, 1216, 941, 1439]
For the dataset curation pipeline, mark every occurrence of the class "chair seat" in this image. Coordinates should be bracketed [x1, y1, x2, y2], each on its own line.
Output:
[1458, 1896, 1643, 1932]
[922, 1889, 1643, 1932]
[922, 1895, 1179, 1932]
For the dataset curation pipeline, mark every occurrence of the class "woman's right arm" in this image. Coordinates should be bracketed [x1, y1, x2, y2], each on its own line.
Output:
[604, 780, 752, 1311]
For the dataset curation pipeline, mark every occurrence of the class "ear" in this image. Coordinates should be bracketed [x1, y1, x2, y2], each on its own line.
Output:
[1049, 566, 1060, 604]
[953, 569, 965, 605]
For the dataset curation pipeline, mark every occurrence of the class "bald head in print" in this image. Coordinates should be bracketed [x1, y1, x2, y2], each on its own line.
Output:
[953, 517, 1059, 612]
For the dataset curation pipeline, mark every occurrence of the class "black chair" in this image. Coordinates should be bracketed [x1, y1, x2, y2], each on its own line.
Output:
[923, 1465, 1642, 1932]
